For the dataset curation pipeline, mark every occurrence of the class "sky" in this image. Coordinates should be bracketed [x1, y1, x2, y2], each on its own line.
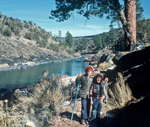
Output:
[0, 0, 150, 37]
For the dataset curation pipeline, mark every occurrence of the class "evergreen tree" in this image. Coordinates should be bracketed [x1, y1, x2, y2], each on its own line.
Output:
[109, 26, 115, 43]
[49, 31, 52, 36]
[0, 12, 2, 18]
[65, 31, 73, 47]
[94, 34, 101, 48]
[136, 0, 144, 21]
[28, 21, 33, 25]
[58, 30, 62, 38]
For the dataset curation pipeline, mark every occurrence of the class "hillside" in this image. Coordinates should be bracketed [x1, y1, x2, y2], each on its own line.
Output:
[0, 13, 74, 70]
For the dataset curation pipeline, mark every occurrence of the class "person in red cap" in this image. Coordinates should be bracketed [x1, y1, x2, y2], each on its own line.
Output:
[76, 66, 94, 125]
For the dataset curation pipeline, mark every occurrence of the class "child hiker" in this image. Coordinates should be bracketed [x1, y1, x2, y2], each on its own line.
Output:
[76, 66, 94, 125]
[90, 73, 108, 121]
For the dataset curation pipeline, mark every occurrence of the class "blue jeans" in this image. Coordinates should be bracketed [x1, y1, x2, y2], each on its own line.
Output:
[91, 98, 102, 121]
[81, 97, 90, 119]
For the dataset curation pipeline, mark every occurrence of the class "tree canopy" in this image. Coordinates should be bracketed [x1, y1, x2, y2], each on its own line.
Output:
[50, 0, 144, 50]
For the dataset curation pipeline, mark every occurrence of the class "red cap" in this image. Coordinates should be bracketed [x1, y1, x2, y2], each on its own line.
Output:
[85, 66, 93, 73]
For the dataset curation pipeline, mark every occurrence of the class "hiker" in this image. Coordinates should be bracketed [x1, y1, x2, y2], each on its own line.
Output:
[90, 73, 108, 121]
[76, 66, 94, 125]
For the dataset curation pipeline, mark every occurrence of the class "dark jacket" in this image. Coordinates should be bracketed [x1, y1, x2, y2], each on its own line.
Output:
[90, 73, 106, 98]
[90, 82, 105, 98]
[76, 74, 93, 98]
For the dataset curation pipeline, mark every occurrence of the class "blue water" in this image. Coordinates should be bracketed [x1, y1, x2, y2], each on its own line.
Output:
[0, 59, 88, 90]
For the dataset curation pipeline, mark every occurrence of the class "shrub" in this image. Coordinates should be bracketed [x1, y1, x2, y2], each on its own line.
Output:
[33, 32, 40, 42]
[10, 24, 15, 32]
[33, 28, 37, 32]
[39, 39, 48, 47]
[66, 48, 75, 54]
[29, 28, 32, 32]
[28, 21, 33, 25]
[14, 28, 20, 36]
[3, 27, 12, 37]
[7, 74, 68, 126]
[38, 26, 41, 29]
[16, 21, 23, 28]
[2, 58, 6, 62]
[24, 23, 29, 28]
[49, 43, 59, 52]
[41, 29, 46, 34]
[102, 72, 132, 111]
[4, 20, 10, 26]
[0, 25, 4, 33]
[0, 12, 2, 18]
[24, 32, 33, 40]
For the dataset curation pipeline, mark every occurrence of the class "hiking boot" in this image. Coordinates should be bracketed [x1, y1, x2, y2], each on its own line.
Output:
[85, 119, 89, 124]
[81, 119, 86, 125]
[87, 117, 91, 122]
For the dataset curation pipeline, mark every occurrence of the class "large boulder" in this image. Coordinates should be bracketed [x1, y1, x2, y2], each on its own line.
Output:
[115, 46, 150, 71]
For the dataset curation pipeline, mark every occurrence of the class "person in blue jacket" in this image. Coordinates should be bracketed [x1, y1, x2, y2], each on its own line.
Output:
[90, 73, 108, 121]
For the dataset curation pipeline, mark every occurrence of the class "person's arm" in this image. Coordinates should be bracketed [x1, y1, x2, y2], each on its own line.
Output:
[90, 86, 93, 105]
[100, 84, 106, 104]
[75, 73, 82, 86]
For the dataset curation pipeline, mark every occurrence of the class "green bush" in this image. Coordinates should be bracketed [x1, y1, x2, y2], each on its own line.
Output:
[16, 21, 23, 28]
[4, 20, 10, 26]
[24, 32, 33, 40]
[3, 27, 12, 37]
[38, 26, 41, 29]
[29, 28, 32, 32]
[49, 43, 59, 52]
[10, 24, 15, 32]
[33, 32, 40, 42]
[9, 17, 14, 21]
[14, 28, 20, 36]
[0, 12, 2, 18]
[66, 48, 75, 54]
[24, 23, 29, 28]
[2, 58, 6, 62]
[33, 28, 37, 32]
[28, 21, 33, 25]
[0, 25, 4, 33]
[38, 39, 48, 48]
[41, 29, 46, 34]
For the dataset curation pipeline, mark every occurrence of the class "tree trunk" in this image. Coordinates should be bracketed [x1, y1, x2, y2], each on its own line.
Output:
[115, 0, 136, 51]
[125, 0, 136, 47]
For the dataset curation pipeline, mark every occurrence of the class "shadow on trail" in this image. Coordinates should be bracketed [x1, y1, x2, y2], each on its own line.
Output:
[60, 111, 80, 123]
[60, 111, 114, 127]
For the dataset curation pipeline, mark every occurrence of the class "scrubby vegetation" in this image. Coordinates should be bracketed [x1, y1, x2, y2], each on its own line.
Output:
[0, 73, 76, 126]
[0, 12, 58, 50]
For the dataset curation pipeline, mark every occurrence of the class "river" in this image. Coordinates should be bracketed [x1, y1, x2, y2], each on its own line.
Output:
[0, 59, 88, 90]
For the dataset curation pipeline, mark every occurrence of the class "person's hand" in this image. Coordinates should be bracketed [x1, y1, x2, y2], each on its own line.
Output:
[77, 73, 82, 79]
[100, 97, 104, 104]
[91, 100, 93, 105]
[105, 77, 108, 83]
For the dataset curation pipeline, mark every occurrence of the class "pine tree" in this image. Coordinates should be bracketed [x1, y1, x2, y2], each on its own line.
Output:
[65, 31, 73, 47]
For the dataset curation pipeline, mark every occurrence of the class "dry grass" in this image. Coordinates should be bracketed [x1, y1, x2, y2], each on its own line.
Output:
[0, 73, 72, 126]
[98, 62, 111, 71]
[102, 72, 133, 112]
